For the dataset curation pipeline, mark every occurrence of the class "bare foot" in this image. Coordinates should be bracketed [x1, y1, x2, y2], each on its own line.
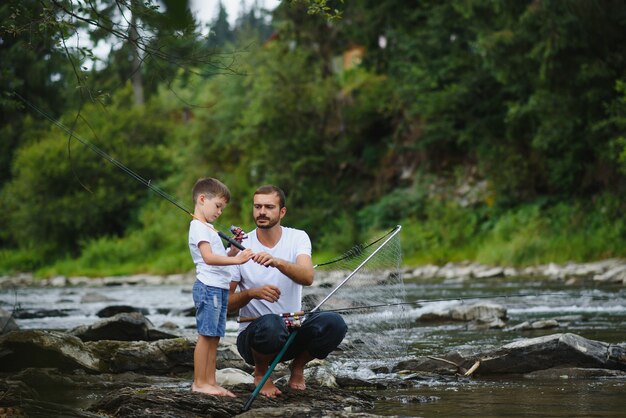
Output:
[288, 363, 306, 390]
[192, 383, 236, 397]
[254, 376, 282, 398]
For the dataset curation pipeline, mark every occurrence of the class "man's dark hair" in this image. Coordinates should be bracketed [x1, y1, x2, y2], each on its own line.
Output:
[254, 185, 286, 208]
[192, 178, 231, 204]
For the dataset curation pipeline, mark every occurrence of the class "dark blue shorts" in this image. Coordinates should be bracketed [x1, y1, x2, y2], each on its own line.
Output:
[236, 312, 347, 365]
[192, 280, 228, 337]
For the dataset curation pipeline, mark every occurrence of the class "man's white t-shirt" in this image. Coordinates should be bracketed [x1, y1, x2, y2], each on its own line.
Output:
[188, 219, 233, 289]
[233, 226, 312, 332]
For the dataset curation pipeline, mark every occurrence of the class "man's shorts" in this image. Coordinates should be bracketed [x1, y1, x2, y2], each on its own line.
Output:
[192, 280, 229, 337]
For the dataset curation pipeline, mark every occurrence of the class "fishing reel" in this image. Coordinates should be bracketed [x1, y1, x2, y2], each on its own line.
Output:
[283, 314, 303, 330]
[229, 225, 248, 243]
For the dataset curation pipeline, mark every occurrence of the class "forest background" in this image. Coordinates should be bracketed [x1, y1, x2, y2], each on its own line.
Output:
[1, 0, 626, 278]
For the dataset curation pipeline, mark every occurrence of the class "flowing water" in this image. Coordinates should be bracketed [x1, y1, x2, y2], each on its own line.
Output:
[2, 276, 626, 417]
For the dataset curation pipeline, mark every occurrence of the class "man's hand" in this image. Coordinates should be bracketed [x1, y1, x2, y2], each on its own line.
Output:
[252, 251, 277, 268]
[252, 284, 281, 303]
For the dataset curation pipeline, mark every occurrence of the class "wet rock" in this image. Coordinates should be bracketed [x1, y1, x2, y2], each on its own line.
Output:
[96, 305, 150, 318]
[87, 337, 196, 374]
[523, 367, 626, 379]
[462, 333, 626, 374]
[80, 292, 118, 303]
[449, 302, 507, 321]
[0, 330, 102, 372]
[0, 308, 19, 334]
[216, 368, 254, 385]
[13, 309, 71, 319]
[71, 312, 179, 342]
[9, 367, 188, 392]
[509, 319, 559, 331]
[89, 385, 376, 418]
[418, 302, 507, 328]
[71, 312, 154, 341]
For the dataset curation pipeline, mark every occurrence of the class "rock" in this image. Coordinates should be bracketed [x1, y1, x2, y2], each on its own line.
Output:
[524, 367, 626, 379]
[509, 319, 559, 331]
[87, 337, 196, 374]
[216, 368, 253, 385]
[449, 302, 507, 322]
[80, 292, 118, 303]
[0, 308, 19, 334]
[0, 330, 102, 372]
[463, 333, 626, 374]
[89, 385, 376, 418]
[70, 312, 155, 341]
[0, 375, 102, 417]
[473, 267, 504, 279]
[47, 275, 67, 287]
[96, 305, 150, 318]
[418, 302, 507, 326]
[13, 309, 70, 319]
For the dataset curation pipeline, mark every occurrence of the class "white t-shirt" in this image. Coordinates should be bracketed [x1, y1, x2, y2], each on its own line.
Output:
[232, 226, 312, 332]
[188, 219, 233, 289]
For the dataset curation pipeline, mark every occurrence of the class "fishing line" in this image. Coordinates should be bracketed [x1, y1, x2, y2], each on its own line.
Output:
[12, 91, 244, 250]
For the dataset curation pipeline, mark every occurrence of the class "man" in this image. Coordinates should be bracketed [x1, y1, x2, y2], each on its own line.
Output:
[228, 185, 347, 398]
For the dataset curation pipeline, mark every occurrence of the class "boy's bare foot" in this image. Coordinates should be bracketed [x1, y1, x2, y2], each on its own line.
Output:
[288, 363, 306, 390]
[254, 376, 282, 398]
[192, 383, 236, 397]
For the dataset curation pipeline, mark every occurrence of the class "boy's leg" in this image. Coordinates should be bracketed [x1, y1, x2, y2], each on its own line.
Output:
[192, 335, 236, 397]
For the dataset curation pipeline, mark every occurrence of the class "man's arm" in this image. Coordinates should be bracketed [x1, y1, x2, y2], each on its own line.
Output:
[227, 280, 282, 314]
[252, 253, 314, 286]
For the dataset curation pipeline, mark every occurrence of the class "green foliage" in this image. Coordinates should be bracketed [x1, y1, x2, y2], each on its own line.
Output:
[0, 87, 171, 258]
[3, 0, 626, 276]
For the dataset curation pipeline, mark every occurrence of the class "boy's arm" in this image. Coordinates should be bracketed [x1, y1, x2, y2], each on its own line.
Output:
[199, 241, 253, 266]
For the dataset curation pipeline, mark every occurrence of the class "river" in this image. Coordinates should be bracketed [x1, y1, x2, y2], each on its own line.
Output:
[2, 275, 626, 417]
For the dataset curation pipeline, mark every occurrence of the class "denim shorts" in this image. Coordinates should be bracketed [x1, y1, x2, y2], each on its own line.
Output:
[192, 280, 229, 337]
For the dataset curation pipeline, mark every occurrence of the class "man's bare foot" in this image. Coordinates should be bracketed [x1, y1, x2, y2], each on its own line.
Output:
[254, 376, 282, 398]
[192, 383, 236, 397]
[288, 363, 306, 390]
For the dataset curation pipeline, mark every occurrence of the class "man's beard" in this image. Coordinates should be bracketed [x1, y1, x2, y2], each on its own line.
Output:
[255, 216, 279, 229]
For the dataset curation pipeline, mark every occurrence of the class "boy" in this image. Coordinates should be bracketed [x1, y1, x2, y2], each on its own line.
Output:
[189, 177, 254, 396]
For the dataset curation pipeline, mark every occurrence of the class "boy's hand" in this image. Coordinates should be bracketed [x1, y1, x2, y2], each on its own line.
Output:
[234, 248, 254, 264]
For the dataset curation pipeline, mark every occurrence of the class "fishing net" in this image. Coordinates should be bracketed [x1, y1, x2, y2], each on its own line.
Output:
[303, 225, 411, 368]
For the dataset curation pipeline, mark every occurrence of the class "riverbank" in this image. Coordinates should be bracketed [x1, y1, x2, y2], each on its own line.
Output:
[2, 259, 625, 289]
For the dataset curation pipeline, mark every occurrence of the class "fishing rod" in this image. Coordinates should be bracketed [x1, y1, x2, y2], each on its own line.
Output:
[236, 292, 566, 323]
[12, 91, 244, 250]
[240, 225, 402, 412]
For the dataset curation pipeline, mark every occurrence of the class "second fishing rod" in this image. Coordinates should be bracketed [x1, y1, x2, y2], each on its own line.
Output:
[14, 91, 245, 251]
[236, 291, 566, 323]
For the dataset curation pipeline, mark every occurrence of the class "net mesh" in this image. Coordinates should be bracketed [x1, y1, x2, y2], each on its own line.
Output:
[303, 226, 410, 367]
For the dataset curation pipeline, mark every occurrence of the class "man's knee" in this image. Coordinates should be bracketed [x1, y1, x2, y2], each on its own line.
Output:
[250, 314, 289, 353]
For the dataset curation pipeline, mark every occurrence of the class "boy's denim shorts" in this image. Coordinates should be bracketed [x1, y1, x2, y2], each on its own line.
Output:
[192, 280, 229, 337]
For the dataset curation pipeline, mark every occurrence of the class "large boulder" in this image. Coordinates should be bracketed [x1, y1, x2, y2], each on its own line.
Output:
[87, 337, 196, 374]
[0, 330, 102, 372]
[89, 385, 377, 418]
[395, 333, 626, 377]
[70, 312, 178, 342]
[468, 333, 626, 374]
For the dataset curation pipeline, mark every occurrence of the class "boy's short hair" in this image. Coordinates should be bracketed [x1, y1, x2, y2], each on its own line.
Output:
[254, 185, 286, 208]
[192, 178, 231, 204]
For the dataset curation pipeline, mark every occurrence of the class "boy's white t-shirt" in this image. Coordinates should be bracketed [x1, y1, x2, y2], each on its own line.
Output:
[233, 226, 312, 332]
[188, 219, 233, 289]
